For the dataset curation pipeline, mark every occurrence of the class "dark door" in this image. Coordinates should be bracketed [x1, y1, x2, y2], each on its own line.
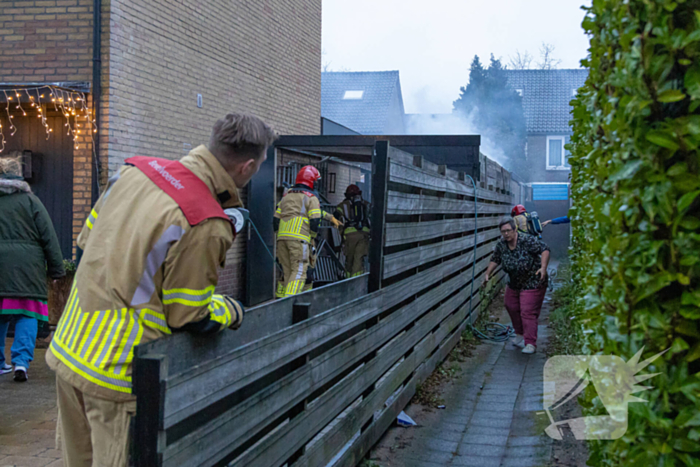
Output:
[0, 109, 74, 258]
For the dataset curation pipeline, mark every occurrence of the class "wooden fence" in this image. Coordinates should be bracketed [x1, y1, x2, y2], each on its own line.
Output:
[131, 141, 520, 467]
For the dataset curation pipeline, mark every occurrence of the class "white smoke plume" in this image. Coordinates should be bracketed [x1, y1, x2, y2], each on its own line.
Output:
[403, 111, 510, 169]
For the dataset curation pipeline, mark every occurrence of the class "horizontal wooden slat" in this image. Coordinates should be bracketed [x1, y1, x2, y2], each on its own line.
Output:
[161, 240, 496, 428]
[135, 275, 367, 377]
[387, 191, 511, 216]
[163, 256, 489, 465]
[385, 217, 501, 246]
[383, 232, 498, 279]
[389, 160, 512, 203]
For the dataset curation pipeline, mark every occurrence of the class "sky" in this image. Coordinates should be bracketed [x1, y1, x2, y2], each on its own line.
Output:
[322, 0, 591, 114]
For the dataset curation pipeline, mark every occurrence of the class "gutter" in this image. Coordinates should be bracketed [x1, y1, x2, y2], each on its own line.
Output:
[91, 0, 102, 204]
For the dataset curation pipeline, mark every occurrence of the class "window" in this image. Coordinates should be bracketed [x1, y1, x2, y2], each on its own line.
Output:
[546, 136, 570, 170]
[342, 90, 364, 100]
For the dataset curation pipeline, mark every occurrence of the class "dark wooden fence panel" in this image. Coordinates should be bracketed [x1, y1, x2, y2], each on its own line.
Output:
[132, 141, 525, 467]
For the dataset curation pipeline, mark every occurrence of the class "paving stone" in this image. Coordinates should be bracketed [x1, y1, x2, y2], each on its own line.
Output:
[402, 459, 446, 467]
[500, 456, 545, 467]
[465, 426, 510, 437]
[460, 433, 509, 446]
[468, 418, 513, 429]
[36, 449, 63, 459]
[457, 443, 506, 457]
[45, 460, 64, 467]
[0, 455, 53, 467]
[470, 410, 514, 421]
[451, 454, 502, 467]
[474, 401, 515, 412]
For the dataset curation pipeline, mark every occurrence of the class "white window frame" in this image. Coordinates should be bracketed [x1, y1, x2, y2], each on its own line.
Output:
[546, 135, 569, 171]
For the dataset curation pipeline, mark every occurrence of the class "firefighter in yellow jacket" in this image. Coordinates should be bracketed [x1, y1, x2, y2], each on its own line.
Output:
[335, 184, 371, 277]
[46, 114, 277, 467]
[274, 166, 341, 297]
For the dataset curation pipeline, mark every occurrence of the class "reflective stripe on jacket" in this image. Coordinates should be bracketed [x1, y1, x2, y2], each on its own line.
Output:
[47, 145, 244, 401]
[274, 189, 323, 243]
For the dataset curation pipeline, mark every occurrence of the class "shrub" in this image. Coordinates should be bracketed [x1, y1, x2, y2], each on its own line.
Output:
[569, 1, 700, 465]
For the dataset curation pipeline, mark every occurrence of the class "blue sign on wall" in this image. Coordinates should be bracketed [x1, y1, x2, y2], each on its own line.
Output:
[532, 183, 569, 201]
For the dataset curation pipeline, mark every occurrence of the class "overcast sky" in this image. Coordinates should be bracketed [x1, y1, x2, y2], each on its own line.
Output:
[322, 0, 591, 114]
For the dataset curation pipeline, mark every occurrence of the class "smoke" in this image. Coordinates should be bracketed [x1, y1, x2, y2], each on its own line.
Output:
[403, 111, 510, 169]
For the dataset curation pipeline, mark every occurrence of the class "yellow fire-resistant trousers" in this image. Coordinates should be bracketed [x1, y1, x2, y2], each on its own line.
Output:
[276, 239, 310, 296]
[55, 376, 135, 467]
[343, 231, 369, 277]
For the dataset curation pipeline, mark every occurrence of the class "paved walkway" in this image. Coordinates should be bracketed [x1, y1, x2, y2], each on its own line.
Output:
[0, 344, 62, 467]
[371, 293, 557, 467]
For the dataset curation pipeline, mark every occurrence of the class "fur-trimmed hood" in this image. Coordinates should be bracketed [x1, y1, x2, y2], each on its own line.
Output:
[0, 178, 31, 195]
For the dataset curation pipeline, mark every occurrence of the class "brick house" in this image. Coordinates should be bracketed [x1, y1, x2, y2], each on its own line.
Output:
[504, 69, 588, 258]
[0, 0, 322, 299]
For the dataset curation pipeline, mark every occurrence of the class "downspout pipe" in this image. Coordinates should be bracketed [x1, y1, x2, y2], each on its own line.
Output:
[91, 0, 102, 205]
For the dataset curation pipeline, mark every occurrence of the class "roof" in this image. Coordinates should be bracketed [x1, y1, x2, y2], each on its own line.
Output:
[321, 71, 405, 135]
[504, 69, 588, 134]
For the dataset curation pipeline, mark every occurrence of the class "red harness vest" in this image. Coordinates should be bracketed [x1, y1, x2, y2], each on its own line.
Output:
[125, 156, 231, 227]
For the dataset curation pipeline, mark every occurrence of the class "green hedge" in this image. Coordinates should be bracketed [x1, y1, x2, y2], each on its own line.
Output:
[569, 0, 700, 465]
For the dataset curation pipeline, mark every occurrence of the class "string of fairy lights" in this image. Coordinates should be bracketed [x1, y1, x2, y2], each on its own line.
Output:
[0, 85, 97, 155]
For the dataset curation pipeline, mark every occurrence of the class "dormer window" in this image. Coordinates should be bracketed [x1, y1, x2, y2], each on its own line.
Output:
[342, 90, 364, 100]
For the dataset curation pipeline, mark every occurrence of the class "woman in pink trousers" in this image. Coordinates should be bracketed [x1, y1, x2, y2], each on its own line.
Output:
[482, 217, 550, 354]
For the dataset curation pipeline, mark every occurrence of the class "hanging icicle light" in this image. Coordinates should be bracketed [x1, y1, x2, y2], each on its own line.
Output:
[0, 85, 97, 156]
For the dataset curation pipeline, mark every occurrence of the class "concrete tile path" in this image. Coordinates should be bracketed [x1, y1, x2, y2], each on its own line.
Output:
[0, 344, 63, 467]
[371, 293, 558, 467]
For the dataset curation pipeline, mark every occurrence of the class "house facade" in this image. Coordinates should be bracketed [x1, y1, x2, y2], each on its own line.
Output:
[505, 69, 588, 258]
[0, 0, 322, 299]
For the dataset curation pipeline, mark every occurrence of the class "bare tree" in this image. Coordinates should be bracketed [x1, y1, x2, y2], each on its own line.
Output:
[537, 42, 562, 70]
[322, 49, 332, 72]
[509, 50, 533, 70]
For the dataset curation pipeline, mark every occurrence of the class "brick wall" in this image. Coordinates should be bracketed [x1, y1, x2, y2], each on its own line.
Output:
[103, 0, 321, 298]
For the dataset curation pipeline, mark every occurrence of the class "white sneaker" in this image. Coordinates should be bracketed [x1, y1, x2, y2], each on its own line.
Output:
[522, 344, 536, 354]
[0, 363, 12, 375]
[510, 336, 525, 348]
[13, 366, 27, 382]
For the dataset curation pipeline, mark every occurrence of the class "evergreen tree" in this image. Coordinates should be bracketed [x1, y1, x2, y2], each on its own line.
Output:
[453, 55, 528, 179]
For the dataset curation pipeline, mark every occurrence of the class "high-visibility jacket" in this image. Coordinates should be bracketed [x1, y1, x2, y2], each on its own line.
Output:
[274, 187, 332, 243]
[336, 198, 371, 236]
[47, 146, 244, 402]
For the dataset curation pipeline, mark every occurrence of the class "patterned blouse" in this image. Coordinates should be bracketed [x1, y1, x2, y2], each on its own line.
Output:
[490, 233, 550, 290]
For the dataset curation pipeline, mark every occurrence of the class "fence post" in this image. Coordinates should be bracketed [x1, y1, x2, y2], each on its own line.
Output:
[368, 141, 389, 293]
[133, 353, 167, 467]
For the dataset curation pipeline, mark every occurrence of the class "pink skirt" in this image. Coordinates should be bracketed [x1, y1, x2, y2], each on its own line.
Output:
[0, 297, 49, 322]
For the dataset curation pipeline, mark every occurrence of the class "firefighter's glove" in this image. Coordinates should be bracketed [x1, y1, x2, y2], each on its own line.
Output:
[330, 217, 343, 229]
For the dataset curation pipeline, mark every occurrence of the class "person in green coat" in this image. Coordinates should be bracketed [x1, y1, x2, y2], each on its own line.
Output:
[0, 157, 65, 382]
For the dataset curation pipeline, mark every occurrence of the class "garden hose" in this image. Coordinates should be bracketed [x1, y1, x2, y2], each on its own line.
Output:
[464, 174, 516, 343]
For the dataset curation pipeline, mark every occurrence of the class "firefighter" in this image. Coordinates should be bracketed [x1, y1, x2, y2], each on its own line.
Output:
[46, 113, 277, 467]
[335, 184, 371, 277]
[274, 166, 341, 297]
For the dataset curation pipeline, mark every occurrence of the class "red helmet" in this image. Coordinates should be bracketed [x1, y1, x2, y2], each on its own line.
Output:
[345, 184, 362, 197]
[511, 204, 527, 216]
[295, 165, 321, 189]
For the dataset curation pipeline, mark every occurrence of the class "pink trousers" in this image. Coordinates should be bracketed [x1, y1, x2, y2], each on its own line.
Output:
[504, 286, 547, 347]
